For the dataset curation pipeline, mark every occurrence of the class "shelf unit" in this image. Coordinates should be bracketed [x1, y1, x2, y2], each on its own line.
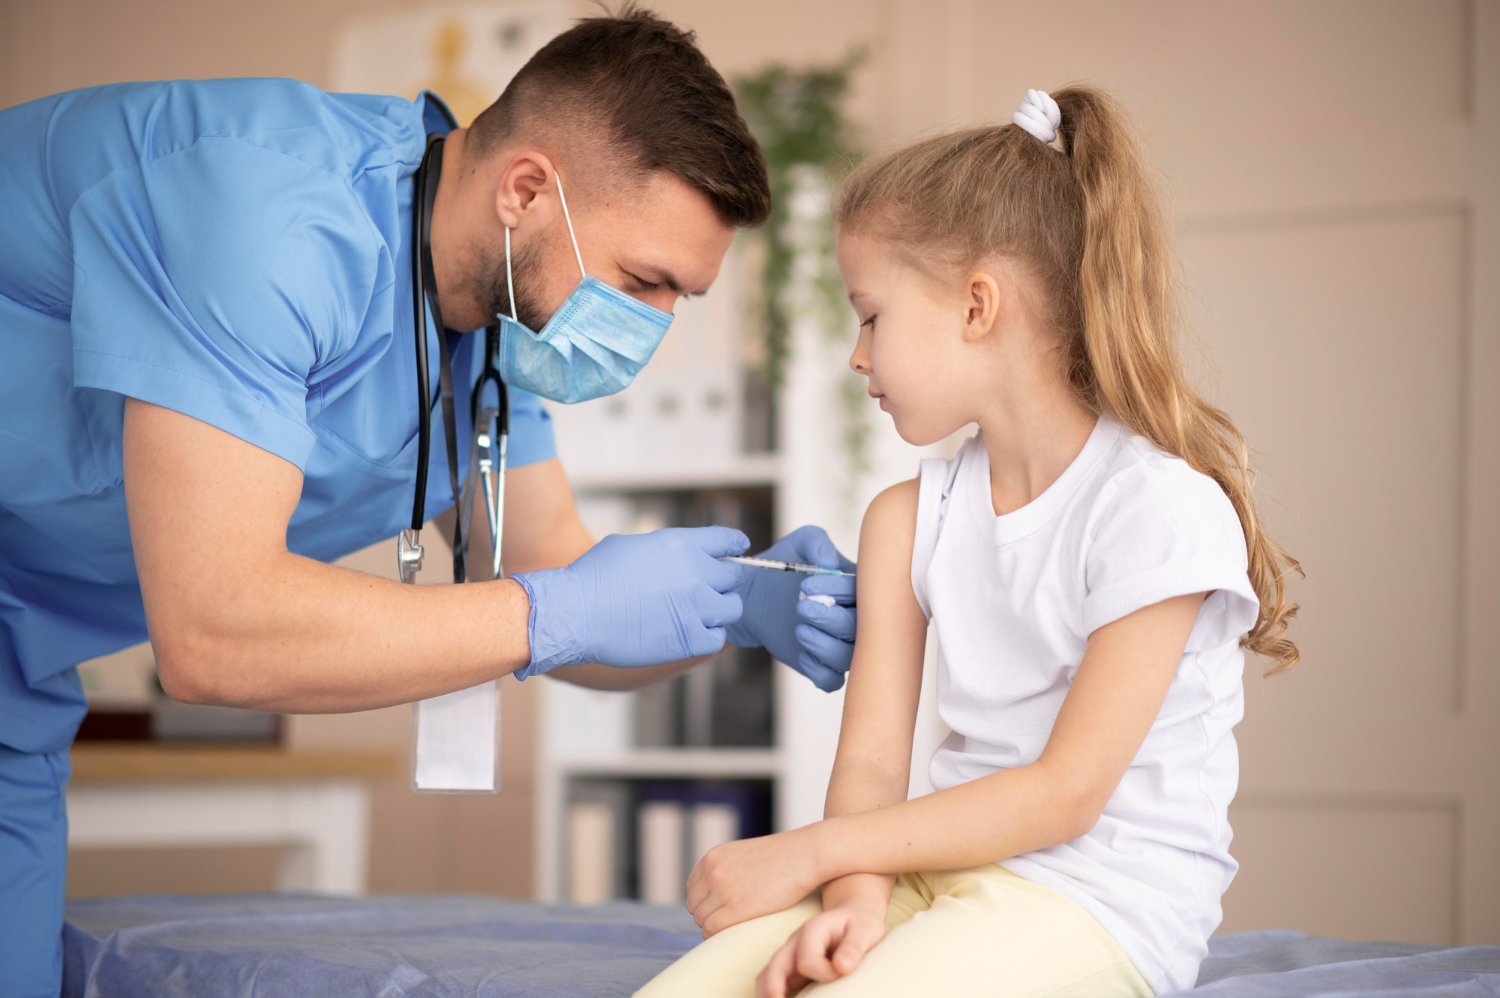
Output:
[532, 456, 794, 903]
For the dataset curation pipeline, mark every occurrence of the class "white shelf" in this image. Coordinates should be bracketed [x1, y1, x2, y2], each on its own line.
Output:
[550, 748, 781, 780]
[568, 454, 782, 493]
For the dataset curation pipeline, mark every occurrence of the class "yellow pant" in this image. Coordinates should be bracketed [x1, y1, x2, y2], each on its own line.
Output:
[637, 863, 1153, 998]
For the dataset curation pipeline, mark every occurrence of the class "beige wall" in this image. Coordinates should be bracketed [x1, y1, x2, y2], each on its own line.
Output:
[12, 0, 1497, 946]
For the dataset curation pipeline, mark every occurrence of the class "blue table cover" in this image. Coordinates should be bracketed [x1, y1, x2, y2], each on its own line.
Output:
[63, 894, 1500, 997]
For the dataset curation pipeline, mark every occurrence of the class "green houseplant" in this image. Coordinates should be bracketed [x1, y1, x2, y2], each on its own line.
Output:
[734, 50, 869, 483]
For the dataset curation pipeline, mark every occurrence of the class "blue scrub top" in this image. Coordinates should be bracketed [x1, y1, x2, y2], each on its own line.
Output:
[0, 79, 557, 754]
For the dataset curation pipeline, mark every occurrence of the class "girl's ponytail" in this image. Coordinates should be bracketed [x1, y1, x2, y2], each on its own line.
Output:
[836, 84, 1301, 674]
[1055, 86, 1302, 673]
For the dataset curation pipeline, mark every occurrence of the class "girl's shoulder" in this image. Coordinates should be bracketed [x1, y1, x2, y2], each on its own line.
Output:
[862, 475, 921, 535]
[1078, 421, 1260, 645]
[1073, 423, 1250, 594]
[1088, 424, 1242, 537]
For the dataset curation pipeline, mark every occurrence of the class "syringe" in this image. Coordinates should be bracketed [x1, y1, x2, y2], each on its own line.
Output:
[721, 555, 854, 577]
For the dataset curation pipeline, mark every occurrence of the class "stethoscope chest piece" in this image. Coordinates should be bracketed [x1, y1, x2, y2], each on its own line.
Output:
[396, 528, 424, 585]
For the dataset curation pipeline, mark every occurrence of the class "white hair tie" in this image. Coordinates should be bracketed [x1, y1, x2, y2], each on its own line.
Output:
[1012, 88, 1061, 144]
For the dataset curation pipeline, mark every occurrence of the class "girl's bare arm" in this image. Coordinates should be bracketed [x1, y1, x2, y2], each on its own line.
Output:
[818, 479, 929, 914]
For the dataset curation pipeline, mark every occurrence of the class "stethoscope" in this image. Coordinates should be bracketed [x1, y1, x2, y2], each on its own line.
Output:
[397, 129, 509, 587]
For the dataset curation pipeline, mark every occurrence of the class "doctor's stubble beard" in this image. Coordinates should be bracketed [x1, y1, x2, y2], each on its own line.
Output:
[477, 236, 551, 331]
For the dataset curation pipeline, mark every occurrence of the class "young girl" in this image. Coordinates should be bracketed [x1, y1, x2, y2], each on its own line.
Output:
[638, 85, 1300, 998]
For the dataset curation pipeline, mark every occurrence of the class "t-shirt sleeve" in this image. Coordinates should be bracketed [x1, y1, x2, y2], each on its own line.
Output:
[68, 137, 381, 470]
[1082, 463, 1260, 652]
[910, 449, 963, 620]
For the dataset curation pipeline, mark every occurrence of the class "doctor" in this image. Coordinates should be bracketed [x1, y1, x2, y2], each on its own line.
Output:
[0, 8, 858, 995]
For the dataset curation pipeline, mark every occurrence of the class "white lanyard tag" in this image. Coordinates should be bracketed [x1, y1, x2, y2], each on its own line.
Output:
[413, 681, 500, 793]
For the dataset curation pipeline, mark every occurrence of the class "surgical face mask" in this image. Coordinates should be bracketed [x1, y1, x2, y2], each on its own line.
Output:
[497, 172, 673, 404]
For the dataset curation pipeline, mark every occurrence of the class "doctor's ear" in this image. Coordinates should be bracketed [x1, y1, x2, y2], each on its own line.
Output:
[961, 271, 1002, 342]
[493, 151, 557, 229]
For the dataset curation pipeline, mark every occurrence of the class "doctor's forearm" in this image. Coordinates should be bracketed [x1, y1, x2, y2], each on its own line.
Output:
[154, 553, 533, 713]
[125, 400, 535, 712]
[547, 657, 705, 690]
[546, 634, 784, 690]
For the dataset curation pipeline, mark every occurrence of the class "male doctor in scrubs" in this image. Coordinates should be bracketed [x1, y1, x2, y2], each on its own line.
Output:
[0, 8, 858, 994]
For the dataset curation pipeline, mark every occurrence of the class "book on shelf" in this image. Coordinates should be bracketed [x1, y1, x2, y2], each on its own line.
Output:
[628, 645, 774, 751]
[637, 786, 688, 906]
[631, 679, 683, 749]
[566, 802, 615, 904]
[565, 781, 633, 903]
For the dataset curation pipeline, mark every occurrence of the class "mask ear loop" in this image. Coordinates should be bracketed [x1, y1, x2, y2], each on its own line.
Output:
[503, 227, 519, 323]
[552, 170, 587, 280]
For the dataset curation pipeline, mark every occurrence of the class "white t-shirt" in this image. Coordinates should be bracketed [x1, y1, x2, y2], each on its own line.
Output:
[910, 415, 1259, 995]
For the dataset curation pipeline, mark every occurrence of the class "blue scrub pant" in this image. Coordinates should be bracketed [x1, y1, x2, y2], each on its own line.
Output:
[0, 742, 70, 997]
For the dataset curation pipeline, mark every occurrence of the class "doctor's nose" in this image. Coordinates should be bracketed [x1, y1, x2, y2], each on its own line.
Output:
[648, 289, 680, 316]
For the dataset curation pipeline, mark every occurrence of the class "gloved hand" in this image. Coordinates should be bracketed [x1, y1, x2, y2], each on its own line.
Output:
[726, 525, 857, 692]
[513, 526, 749, 678]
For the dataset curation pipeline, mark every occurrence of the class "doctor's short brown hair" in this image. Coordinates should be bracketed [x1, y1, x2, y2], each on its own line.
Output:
[468, 4, 771, 229]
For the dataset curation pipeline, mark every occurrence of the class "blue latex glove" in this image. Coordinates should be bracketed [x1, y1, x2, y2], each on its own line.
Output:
[513, 526, 749, 678]
[726, 525, 857, 692]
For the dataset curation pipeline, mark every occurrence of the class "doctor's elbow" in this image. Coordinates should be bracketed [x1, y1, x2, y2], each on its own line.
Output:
[153, 651, 212, 706]
[151, 625, 235, 707]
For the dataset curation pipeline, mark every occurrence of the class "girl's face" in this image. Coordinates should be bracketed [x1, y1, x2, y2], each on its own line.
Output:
[836, 231, 978, 446]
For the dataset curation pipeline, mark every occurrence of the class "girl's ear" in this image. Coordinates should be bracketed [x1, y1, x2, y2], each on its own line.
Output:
[962, 271, 1002, 342]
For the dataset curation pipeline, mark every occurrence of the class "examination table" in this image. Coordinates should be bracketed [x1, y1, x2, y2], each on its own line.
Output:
[63, 893, 1500, 996]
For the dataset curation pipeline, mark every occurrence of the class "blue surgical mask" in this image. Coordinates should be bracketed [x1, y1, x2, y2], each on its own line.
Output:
[496, 172, 673, 404]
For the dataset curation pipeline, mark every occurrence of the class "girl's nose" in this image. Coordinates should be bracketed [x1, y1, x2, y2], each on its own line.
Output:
[849, 329, 871, 375]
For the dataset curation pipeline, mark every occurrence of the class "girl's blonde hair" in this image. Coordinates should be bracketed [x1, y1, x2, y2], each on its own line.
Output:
[834, 84, 1301, 674]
